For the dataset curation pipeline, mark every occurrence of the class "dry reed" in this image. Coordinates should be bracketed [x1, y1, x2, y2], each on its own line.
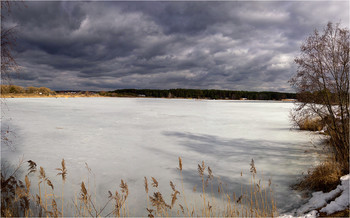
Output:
[1, 157, 277, 217]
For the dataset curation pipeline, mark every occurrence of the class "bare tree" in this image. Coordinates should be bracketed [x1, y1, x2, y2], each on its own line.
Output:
[1, 1, 24, 149]
[1, 1, 21, 83]
[290, 22, 349, 173]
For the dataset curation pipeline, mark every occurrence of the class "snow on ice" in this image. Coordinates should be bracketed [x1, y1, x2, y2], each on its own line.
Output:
[1, 98, 327, 216]
[280, 174, 349, 218]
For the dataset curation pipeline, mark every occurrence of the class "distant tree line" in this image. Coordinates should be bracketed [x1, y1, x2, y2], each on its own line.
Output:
[102, 89, 296, 100]
[0, 85, 297, 100]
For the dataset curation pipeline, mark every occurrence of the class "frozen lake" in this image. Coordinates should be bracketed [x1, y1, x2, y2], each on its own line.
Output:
[1, 98, 323, 216]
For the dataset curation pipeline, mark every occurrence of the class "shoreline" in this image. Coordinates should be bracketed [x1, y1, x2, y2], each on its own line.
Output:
[1, 94, 297, 102]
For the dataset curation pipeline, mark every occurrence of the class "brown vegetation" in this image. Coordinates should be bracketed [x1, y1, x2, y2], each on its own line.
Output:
[1, 85, 55, 96]
[1, 158, 276, 217]
[0, 85, 103, 98]
[291, 112, 324, 132]
[293, 156, 342, 193]
[1, 93, 102, 98]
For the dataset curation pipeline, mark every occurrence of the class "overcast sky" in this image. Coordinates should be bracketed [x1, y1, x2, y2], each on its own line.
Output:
[4, 1, 349, 91]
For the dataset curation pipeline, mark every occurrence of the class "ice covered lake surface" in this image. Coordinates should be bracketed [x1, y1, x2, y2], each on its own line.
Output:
[2, 98, 323, 216]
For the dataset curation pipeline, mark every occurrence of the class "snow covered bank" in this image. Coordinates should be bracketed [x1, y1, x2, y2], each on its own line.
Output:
[280, 174, 349, 217]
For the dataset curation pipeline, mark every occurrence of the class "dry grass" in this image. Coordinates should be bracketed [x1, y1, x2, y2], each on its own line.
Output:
[291, 112, 349, 176]
[145, 158, 276, 217]
[1, 157, 277, 217]
[295, 116, 324, 131]
[293, 156, 342, 193]
[291, 110, 348, 195]
[1, 93, 103, 98]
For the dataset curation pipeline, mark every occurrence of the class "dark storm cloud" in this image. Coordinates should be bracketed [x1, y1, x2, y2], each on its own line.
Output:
[5, 1, 349, 91]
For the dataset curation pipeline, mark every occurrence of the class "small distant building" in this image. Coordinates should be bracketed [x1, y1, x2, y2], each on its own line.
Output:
[138, 94, 146, 97]
[240, 98, 248, 100]
[282, 99, 297, 102]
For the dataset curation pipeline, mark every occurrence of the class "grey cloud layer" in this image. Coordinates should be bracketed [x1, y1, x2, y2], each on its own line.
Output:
[5, 1, 349, 91]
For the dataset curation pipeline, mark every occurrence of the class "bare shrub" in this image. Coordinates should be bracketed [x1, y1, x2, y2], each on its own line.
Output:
[290, 22, 349, 174]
